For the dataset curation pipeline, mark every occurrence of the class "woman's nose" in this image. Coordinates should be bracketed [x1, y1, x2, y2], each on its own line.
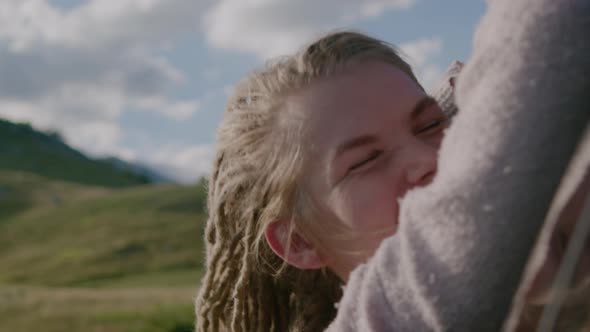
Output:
[404, 140, 438, 188]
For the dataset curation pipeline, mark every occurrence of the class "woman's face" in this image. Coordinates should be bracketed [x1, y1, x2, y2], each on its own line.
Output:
[292, 61, 448, 280]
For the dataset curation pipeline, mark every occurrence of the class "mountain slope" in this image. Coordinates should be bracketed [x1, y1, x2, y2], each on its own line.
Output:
[0, 119, 157, 187]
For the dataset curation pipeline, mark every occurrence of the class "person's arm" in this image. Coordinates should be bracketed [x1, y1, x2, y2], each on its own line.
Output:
[327, 0, 590, 330]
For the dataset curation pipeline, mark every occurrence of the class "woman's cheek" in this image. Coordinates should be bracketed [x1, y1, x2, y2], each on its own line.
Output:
[356, 185, 399, 232]
[339, 168, 400, 231]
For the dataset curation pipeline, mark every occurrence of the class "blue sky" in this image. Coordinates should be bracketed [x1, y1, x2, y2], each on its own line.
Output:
[0, 0, 486, 183]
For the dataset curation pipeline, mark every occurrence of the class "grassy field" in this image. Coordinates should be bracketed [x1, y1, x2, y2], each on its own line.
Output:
[0, 170, 206, 332]
[0, 286, 197, 332]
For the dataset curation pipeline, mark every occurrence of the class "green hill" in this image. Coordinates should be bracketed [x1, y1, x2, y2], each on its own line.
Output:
[0, 170, 112, 221]
[0, 119, 154, 187]
[0, 171, 207, 332]
[0, 116, 207, 331]
[0, 172, 207, 286]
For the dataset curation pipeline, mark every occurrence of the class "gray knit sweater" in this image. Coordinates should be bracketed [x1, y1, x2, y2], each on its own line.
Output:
[326, 0, 590, 331]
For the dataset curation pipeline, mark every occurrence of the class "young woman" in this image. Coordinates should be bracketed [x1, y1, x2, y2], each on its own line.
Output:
[194, 31, 444, 331]
[195, 5, 589, 328]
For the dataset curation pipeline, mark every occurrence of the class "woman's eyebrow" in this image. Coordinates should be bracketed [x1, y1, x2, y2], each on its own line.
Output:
[411, 96, 437, 119]
[334, 135, 378, 160]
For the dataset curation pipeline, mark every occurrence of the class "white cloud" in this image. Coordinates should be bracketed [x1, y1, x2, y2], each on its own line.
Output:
[203, 0, 416, 59]
[0, 83, 125, 156]
[0, 0, 204, 161]
[201, 0, 444, 90]
[400, 38, 442, 67]
[360, 0, 415, 18]
[146, 144, 215, 184]
[416, 64, 445, 93]
[0, 0, 209, 52]
[400, 37, 445, 92]
[133, 97, 201, 121]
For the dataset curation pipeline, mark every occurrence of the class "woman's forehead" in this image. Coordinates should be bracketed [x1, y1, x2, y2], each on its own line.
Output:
[291, 61, 425, 151]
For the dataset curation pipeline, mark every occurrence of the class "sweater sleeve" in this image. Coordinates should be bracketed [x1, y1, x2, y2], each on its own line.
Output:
[326, 0, 590, 331]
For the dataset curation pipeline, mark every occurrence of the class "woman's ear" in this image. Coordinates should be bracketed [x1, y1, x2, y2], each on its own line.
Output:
[264, 220, 326, 270]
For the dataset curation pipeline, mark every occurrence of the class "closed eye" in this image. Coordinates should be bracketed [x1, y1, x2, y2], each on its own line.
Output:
[349, 150, 383, 171]
[417, 117, 448, 135]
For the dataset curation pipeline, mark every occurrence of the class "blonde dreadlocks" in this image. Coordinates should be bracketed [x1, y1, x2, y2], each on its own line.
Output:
[195, 31, 422, 332]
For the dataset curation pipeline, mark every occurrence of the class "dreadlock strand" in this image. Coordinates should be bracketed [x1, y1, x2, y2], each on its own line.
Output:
[202, 234, 243, 331]
[231, 233, 254, 331]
